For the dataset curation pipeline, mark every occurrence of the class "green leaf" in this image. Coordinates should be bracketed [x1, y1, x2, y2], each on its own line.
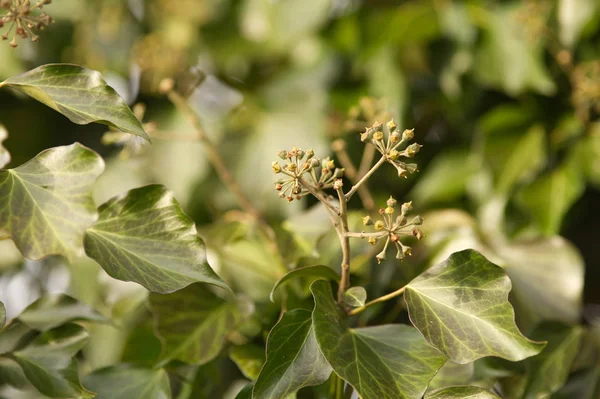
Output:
[0, 64, 148, 140]
[428, 361, 474, 390]
[84, 184, 229, 294]
[425, 386, 501, 398]
[11, 323, 94, 399]
[254, 309, 332, 399]
[149, 283, 251, 366]
[0, 357, 29, 390]
[19, 294, 106, 331]
[83, 366, 171, 399]
[497, 125, 546, 193]
[235, 383, 254, 399]
[342, 287, 367, 308]
[523, 323, 583, 397]
[404, 249, 545, 364]
[310, 280, 446, 399]
[0, 301, 5, 329]
[517, 162, 585, 235]
[229, 344, 265, 380]
[0, 143, 104, 260]
[0, 125, 10, 169]
[270, 265, 339, 302]
[558, 0, 598, 46]
[0, 322, 36, 355]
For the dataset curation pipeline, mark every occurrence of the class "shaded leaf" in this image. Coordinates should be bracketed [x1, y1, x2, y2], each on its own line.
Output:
[0, 322, 36, 355]
[254, 309, 332, 399]
[523, 323, 583, 397]
[404, 249, 545, 364]
[311, 280, 445, 399]
[342, 287, 367, 308]
[0, 125, 9, 169]
[235, 383, 254, 399]
[428, 361, 474, 390]
[270, 265, 338, 302]
[84, 366, 171, 399]
[0, 64, 148, 140]
[19, 294, 106, 331]
[229, 344, 265, 381]
[0, 357, 29, 390]
[0, 143, 104, 260]
[0, 301, 4, 329]
[11, 323, 93, 399]
[425, 386, 501, 398]
[84, 184, 229, 294]
[149, 283, 252, 366]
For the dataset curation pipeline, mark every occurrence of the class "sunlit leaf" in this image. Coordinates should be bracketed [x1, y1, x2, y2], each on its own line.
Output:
[84, 184, 229, 294]
[19, 295, 106, 331]
[0, 125, 10, 169]
[404, 250, 545, 364]
[270, 265, 338, 302]
[425, 386, 501, 398]
[10, 323, 93, 399]
[84, 366, 171, 399]
[254, 309, 332, 399]
[311, 280, 446, 399]
[523, 323, 583, 397]
[558, 0, 598, 46]
[0, 143, 104, 260]
[229, 344, 265, 380]
[342, 287, 367, 308]
[149, 283, 252, 366]
[0, 64, 148, 140]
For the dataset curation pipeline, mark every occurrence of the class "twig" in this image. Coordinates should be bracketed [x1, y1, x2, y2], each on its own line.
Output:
[163, 85, 262, 220]
[345, 156, 386, 201]
[335, 183, 351, 303]
[348, 285, 407, 316]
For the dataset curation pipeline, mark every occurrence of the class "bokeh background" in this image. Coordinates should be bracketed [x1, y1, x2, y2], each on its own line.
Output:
[0, 0, 599, 397]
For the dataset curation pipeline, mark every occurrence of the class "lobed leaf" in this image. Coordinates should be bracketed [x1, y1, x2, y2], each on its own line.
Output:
[19, 294, 107, 331]
[311, 280, 446, 399]
[404, 249, 545, 364]
[84, 184, 229, 294]
[0, 301, 5, 329]
[253, 309, 332, 399]
[149, 283, 252, 366]
[342, 286, 367, 307]
[0, 125, 10, 169]
[270, 265, 339, 302]
[84, 366, 171, 399]
[229, 344, 265, 380]
[0, 64, 149, 140]
[0, 143, 104, 260]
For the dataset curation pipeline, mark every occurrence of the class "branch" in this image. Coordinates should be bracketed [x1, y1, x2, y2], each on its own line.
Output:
[297, 176, 340, 216]
[348, 285, 407, 316]
[345, 231, 388, 239]
[335, 182, 351, 303]
[163, 83, 262, 220]
[345, 156, 386, 201]
[332, 139, 376, 213]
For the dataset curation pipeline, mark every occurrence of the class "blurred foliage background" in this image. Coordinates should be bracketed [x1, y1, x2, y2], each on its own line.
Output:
[0, 0, 599, 397]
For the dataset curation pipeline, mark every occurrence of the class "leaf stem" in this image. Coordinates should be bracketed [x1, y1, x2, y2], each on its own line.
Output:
[164, 87, 262, 220]
[335, 184, 351, 303]
[345, 156, 386, 201]
[348, 285, 407, 316]
[297, 176, 340, 216]
[345, 231, 388, 239]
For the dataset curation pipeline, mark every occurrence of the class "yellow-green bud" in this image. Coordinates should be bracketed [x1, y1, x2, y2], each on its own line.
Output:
[411, 215, 423, 225]
[287, 163, 298, 172]
[401, 201, 413, 215]
[278, 150, 288, 160]
[405, 143, 422, 157]
[363, 216, 374, 226]
[376, 249, 386, 264]
[402, 128, 414, 142]
[333, 168, 345, 179]
[368, 237, 377, 245]
[373, 121, 383, 132]
[386, 196, 397, 208]
[310, 158, 320, 168]
[297, 149, 305, 160]
[389, 149, 400, 160]
[385, 206, 394, 215]
[374, 221, 385, 230]
[272, 162, 281, 173]
[306, 149, 315, 159]
[387, 119, 397, 132]
[333, 179, 343, 190]
[390, 132, 401, 144]
[327, 159, 335, 170]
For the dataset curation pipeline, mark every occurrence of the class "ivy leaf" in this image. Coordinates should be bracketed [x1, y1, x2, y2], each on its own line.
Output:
[253, 309, 332, 399]
[19, 294, 106, 331]
[84, 184, 229, 294]
[83, 366, 171, 399]
[0, 143, 104, 260]
[404, 249, 545, 364]
[149, 283, 252, 366]
[310, 280, 446, 399]
[0, 322, 36, 355]
[10, 323, 94, 399]
[229, 344, 265, 380]
[0, 301, 5, 329]
[342, 287, 367, 308]
[235, 383, 254, 399]
[0, 125, 10, 169]
[523, 323, 583, 397]
[425, 386, 501, 398]
[270, 265, 339, 302]
[0, 64, 149, 140]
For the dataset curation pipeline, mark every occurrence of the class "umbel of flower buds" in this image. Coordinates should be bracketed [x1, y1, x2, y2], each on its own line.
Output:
[0, 0, 53, 48]
[356, 196, 424, 264]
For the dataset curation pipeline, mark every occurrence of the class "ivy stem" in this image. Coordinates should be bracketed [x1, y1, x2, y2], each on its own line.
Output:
[345, 156, 386, 202]
[297, 176, 340, 216]
[332, 139, 376, 213]
[348, 285, 407, 316]
[345, 231, 388, 239]
[335, 183, 351, 303]
[163, 86, 262, 220]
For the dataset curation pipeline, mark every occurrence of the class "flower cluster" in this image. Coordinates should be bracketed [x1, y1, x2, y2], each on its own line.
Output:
[362, 196, 423, 263]
[272, 147, 344, 202]
[0, 0, 52, 48]
[361, 120, 421, 178]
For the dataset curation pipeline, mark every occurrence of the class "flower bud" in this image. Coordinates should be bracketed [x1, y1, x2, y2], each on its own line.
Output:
[388, 149, 400, 160]
[333, 168, 345, 179]
[390, 132, 401, 144]
[396, 214, 407, 226]
[406, 163, 418, 174]
[306, 149, 315, 159]
[376, 249, 386, 264]
[387, 119, 398, 132]
[310, 158, 320, 168]
[386, 196, 397, 208]
[368, 237, 377, 246]
[374, 221, 385, 230]
[292, 185, 302, 195]
[405, 143, 422, 157]
[390, 233, 400, 243]
[385, 207, 394, 215]
[363, 216, 373, 226]
[396, 247, 405, 260]
[297, 149, 305, 160]
[402, 129, 414, 141]
[373, 121, 383, 132]
[373, 131, 384, 141]
[333, 179, 343, 190]
[272, 162, 281, 173]
[412, 228, 423, 240]
[401, 201, 413, 215]
[411, 215, 423, 225]
[287, 163, 297, 172]
[275, 183, 283, 191]
[326, 159, 335, 170]
[278, 150, 288, 160]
